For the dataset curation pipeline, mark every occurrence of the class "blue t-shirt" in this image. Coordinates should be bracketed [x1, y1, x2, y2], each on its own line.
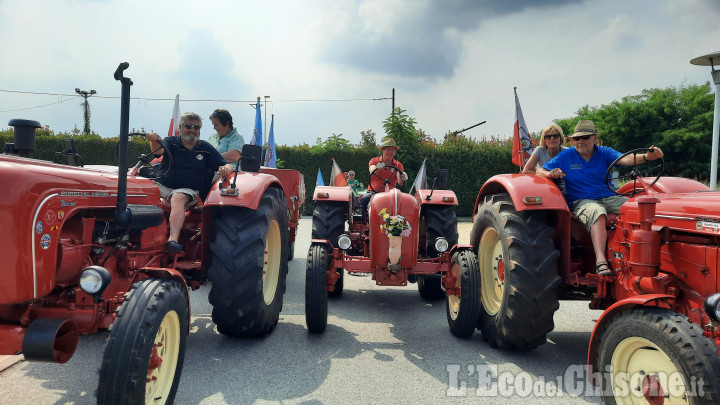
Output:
[542, 145, 622, 206]
[156, 136, 227, 192]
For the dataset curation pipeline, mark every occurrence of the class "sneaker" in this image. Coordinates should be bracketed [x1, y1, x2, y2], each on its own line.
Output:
[167, 240, 183, 253]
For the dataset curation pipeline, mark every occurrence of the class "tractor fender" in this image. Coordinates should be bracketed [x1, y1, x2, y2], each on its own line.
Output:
[312, 185, 353, 203]
[415, 189, 459, 206]
[203, 172, 283, 210]
[586, 294, 676, 382]
[472, 174, 569, 219]
[136, 268, 191, 330]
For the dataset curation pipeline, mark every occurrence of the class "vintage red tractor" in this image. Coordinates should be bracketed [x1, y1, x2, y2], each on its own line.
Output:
[453, 149, 720, 403]
[305, 162, 480, 336]
[0, 63, 305, 404]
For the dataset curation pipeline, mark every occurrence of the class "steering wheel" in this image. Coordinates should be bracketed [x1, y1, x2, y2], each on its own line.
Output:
[369, 164, 403, 193]
[605, 147, 663, 197]
[117, 132, 173, 179]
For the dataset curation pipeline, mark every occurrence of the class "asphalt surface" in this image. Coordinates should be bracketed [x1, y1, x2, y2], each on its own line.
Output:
[0, 218, 603, 404]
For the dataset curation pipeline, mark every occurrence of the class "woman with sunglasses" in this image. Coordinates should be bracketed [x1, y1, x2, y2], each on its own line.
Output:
[522, 124, 567, 175]
[537, 120, 663, 276]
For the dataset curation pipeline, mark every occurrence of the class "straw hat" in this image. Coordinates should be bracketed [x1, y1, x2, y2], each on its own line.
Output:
[379, 138, 400, 151]
[569, 120, 598, 138]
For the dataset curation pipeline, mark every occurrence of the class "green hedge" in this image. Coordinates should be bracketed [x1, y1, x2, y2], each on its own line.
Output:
[1, 133, 516, 216]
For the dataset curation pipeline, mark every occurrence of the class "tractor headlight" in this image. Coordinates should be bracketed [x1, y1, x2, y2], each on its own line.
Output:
[434, 237, 449, 253]
[80, 266, 111, 296]
[704, 293, 720, 323]
[337, 234, 352, 250]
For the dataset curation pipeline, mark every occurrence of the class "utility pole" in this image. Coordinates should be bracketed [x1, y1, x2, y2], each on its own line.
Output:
[264, 95, 270, 145]
[75, 88, 96, 134]
[690, 51, 720, 190]
[392, 88, 395, 114]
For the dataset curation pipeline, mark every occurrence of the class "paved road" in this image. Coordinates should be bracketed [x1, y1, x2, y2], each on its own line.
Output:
[0, 218, 603, 404]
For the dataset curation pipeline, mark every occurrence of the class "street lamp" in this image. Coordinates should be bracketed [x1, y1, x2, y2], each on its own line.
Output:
[75, 88, 97, 134]
[690, 51, 720, 190]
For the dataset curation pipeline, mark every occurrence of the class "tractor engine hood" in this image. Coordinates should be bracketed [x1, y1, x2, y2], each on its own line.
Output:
[621, 191, 720, 235]
[0, 155, 161, 303]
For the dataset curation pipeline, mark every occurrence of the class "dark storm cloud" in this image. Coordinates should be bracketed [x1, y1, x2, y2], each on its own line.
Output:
[322, 0, 582, 79]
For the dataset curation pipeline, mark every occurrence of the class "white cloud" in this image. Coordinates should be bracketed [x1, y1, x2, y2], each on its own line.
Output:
[0, 0, 718, 148]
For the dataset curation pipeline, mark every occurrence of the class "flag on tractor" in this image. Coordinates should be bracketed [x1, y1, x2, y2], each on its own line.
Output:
[264, 114, 276, 168]
[330, 158, 348, 186]
[167, 94, 180, 136]
[251, 97, 263, 151]
[409, 158, 427, 194]
[512, 87, 533, 169]
[316, 168, 324, 186]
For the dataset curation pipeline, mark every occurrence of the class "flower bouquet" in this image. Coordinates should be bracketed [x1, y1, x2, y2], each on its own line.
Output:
[379, 208, 412, 238]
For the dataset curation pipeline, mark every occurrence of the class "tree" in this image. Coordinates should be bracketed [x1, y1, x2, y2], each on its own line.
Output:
[359, 129, 377, 151]
[382, 107, 419, 159]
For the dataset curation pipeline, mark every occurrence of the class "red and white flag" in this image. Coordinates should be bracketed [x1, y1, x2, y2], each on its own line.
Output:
[512, 87, 532, 169]
[167, 94, 181, 136]
[330, 158, 348, 187]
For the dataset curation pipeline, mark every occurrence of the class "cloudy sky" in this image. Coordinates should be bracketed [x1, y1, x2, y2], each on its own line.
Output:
[1, 0, 719, 147]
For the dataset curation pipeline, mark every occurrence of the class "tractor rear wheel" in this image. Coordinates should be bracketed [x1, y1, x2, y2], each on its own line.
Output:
[97, 278, 188, 405]
[471, 193, 560, 350]
[418, 204, 459, 300]
[306, 244, 330, 333]
[596, 308, 720, 404]
[208, 188, 289, 337]
[446, 250, 480, 338]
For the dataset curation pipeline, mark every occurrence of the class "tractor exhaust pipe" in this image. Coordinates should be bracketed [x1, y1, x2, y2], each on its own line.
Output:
[22, 318, 79, 363]
[114, 62, 133, 228]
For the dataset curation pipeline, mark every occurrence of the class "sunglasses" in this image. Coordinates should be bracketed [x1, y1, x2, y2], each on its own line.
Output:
[544, 133, 561, 139]
[183, 124, 201, 130]
[571, 135, 593, 141]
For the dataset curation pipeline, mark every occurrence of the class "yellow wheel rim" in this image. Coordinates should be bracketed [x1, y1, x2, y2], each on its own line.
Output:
[263, 219, 281, 305]
[478, 228, 504, 316]
[146, 310, 181, 404]
[447, 260, 462, 320]
[610, 336, 687, 405]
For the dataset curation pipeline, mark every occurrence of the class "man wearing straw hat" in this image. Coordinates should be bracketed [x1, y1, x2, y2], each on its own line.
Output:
[537, 120, 664, 276]
[360, 137, 408, 224]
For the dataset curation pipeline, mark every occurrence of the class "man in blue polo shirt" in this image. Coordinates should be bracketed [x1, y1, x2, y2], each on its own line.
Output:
[537, 120, 663, 276]
[147, 112, 233, 253]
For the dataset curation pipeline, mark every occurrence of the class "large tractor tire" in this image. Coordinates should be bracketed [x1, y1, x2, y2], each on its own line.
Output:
[418, 204, 459, 300]
[595, 308, 720, 404]
[208, 187, 289, 337]
[446, 250, 481, 338]
[311, 201, 346, 295]
[97, 278, 188, 405]
[305, 244, 330, 333]
[471, 193, 560, 350]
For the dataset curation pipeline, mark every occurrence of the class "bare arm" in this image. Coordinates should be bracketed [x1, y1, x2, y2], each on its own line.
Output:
[522, 154, 540, 174]
[536, 166, 565, 179]
[615, 146, 664, 166]
[221, 149, 241, 163]
[146, 132, 164, 155]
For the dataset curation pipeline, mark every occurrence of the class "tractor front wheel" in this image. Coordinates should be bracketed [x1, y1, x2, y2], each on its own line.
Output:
[418, 204, 459, 300]
[306, 244, 330, 333]
[596, 308, 720, 404]
[208, 188, 289, 337]
[471, 193, 560, 350]
[446, 250, 480, 338]
[97, 278, 188, 405]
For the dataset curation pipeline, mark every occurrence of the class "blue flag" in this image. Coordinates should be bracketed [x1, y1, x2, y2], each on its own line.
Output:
[264, 114, 276, 168]
[251, 97, 263, 152]
[316, 168, 324, 186]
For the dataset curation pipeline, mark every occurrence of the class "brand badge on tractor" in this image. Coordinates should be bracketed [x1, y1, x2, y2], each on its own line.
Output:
[44, 210, 56, 225]
[35, 221, 43, 234]
[57, 210, 65, 220]
[40, 234, 51, 249]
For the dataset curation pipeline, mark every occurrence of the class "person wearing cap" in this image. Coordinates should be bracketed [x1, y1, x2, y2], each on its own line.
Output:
[522, 124, 568, 175]
[537, 119, 664, 276]
[208, 109, 244, 163]
[360, 137, 408, 224]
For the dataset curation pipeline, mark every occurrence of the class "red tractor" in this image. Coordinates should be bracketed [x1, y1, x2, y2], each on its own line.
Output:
[0, 63, 305, 404]
[305, 163, 480, 336]
[452, 150, 720, 403]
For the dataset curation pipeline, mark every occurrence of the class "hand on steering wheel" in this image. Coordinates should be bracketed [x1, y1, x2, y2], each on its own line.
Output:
[605, 147, 664, 197]
[369, 164, 401, 193]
